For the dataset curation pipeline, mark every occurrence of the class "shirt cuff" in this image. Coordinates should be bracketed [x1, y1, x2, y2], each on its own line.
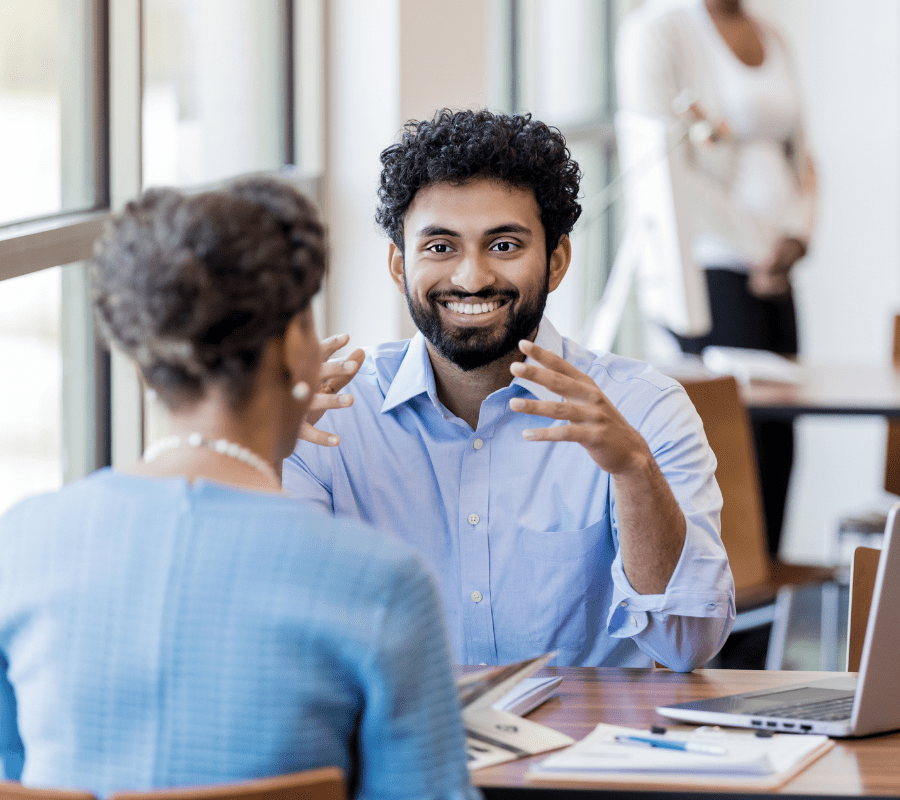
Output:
[606, 556, 733, 640]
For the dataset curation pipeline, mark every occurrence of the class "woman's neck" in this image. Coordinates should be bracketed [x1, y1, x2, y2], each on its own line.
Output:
[128, 387, 286, 493]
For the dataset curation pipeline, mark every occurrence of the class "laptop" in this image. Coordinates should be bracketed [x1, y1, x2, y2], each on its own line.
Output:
[657, 502, 900, 737]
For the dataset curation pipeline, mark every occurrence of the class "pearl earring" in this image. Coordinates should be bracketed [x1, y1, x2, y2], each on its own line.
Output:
[291, 381, 310, 401]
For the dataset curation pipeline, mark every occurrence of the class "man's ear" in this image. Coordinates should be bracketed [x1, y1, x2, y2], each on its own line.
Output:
[548, 235, 572, 292]
[388, 242, 407, 296]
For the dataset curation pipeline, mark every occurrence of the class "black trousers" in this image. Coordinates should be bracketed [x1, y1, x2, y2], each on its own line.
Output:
[674, 269, 799, 669]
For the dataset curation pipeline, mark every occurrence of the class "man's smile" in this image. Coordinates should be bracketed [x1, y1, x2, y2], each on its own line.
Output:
[442, 299, 508, 317]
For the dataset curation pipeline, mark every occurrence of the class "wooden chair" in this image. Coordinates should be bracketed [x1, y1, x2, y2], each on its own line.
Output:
[847, 545, 881, 672]
[681, 376, 838, 669]
[0, 785, 95, 800]
[109, 770, 345, 800]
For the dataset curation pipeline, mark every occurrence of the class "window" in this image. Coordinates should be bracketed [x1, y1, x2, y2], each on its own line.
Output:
[0, 269, 62, 514]
[510, 0, 634, 351]
[0, 0, 324, 511]
[0, 0, 103, 226]
[143, 0, 288, 187]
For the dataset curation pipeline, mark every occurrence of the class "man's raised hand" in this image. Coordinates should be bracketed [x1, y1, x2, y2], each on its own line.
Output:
[508, 339, 652, 477]
[300, 333, 364, 447]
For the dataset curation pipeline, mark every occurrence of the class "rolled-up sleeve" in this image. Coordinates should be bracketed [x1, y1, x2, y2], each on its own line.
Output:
[606, 383, 735, 671]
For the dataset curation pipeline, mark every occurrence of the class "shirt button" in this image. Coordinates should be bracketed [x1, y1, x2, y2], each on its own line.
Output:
[707, 602, 717, 611]
[471, 591, 483, 603]
[468, 513, 480, 525]
[478, 662, 488, 666]
[620, 601, 628, 608]
[629, 615, 637, 627]
[473, 438, 484, 450]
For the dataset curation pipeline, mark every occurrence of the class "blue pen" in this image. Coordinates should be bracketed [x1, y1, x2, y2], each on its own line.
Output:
[614, 734, 727, 756]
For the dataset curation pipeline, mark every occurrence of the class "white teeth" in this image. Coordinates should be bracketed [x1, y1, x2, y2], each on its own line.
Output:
[446, 301, 500, 315]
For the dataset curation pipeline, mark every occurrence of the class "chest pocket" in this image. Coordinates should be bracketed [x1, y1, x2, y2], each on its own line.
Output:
[521, 516, 611, 650]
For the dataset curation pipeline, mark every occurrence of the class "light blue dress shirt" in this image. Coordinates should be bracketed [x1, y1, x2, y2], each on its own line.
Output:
[284, 319, 735, 671]
[0, 470, 478, 800]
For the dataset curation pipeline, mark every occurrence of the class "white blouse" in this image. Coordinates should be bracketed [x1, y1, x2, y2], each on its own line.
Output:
[617, 0, 816, 272]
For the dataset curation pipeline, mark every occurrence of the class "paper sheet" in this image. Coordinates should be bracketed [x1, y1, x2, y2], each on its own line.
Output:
[528, 723, 834, 789]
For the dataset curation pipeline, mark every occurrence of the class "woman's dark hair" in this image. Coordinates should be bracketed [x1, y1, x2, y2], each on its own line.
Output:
[375, 108, 582, 259]
[91, 177, 326, 409]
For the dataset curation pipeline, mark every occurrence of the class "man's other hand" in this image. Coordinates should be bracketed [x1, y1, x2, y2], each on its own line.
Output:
[300, 333, 364, 447]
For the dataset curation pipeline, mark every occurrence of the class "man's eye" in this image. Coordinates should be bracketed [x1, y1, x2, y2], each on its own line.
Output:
[491, 241, 518, 253]
[427, 243, 451, 254]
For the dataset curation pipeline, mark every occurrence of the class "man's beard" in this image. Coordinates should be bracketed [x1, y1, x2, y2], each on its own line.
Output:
[404, 273, 549, 371]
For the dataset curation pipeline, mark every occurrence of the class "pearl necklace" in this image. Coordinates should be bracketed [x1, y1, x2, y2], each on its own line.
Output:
[142, 432, 280, 486]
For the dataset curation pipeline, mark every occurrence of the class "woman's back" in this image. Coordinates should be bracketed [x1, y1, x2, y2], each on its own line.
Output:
[0, 470, 474, 800]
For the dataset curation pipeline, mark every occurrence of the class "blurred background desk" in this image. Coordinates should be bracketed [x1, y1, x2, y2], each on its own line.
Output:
[743, 365, 900, 421]
[474, 666, 900, 799]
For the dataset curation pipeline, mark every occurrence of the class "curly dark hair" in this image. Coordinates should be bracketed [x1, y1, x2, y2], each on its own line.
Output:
[91, 177, 326, 409]
[376, 108, 582, 258]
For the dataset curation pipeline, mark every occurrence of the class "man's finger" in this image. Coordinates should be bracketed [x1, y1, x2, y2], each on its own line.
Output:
[320, 333, 351, 360]
[299, 421, 341, 447]
[510, 397, 603, 423]
[320, 348, 364, 393]
[518, 339, 591, 382]
[308, 393, 354, 413]
[510, 360, 607, 406]
[520, 422, 604, 446]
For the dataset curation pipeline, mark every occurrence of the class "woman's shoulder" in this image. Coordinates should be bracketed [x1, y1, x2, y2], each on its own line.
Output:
[0, 469, 117, 530]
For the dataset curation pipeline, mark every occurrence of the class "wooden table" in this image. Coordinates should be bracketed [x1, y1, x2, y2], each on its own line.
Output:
[472, 667, 900, 798]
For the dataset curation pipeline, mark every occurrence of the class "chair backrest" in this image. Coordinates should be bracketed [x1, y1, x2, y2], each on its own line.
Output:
[109, 769, 345, 800]
[0, 785, 95, 800]
[884, 314, 900, 496]
[848, 546, 882, 672]
[680, 376, 772, 593]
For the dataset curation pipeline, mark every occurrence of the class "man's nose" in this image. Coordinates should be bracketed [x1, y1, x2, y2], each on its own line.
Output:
[450, 252, 496, 294]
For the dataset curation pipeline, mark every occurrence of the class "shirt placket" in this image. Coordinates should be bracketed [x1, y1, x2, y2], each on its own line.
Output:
[457, 423, 495, 665]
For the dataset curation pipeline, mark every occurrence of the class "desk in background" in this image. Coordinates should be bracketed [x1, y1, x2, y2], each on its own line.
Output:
[657, 358, 900, 420]
[473, 667, 900, 798]
[743, 365, 900, 421]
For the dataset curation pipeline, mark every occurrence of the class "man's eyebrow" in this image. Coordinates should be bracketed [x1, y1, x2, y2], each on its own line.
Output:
[484, 224, 532, 237]
[415, 225, 459, 238]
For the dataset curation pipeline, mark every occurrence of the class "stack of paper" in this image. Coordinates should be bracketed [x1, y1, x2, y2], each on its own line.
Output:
[527, 723, 833, 789]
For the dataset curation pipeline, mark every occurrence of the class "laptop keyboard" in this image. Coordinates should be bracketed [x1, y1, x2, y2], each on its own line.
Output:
[765, 695, 855, 722]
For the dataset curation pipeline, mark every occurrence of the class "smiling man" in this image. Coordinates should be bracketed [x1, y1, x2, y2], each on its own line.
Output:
[283, 109, 734, 670]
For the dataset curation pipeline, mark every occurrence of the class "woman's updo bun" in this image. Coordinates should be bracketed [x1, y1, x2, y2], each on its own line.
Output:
[91, 177, 326, 408]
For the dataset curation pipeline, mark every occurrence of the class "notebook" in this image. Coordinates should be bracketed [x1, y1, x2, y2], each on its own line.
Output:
[492, 676, 563, 717]
[457, 653, 574, 769]
[657, 502, 900, 737]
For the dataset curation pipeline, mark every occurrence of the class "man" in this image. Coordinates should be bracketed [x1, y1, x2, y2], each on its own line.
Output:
[284, 109, 734, 670]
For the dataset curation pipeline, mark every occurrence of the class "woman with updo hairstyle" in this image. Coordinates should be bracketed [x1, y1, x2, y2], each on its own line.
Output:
[0, 178, 478, 800]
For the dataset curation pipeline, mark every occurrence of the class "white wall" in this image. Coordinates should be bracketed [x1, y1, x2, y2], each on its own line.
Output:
[752, 0, 900, 562]
[325, 0, 500, 349]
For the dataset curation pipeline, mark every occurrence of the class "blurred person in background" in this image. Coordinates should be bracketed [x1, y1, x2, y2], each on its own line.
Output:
[617, 0, 817, 667]
[0, 179, 478, 800]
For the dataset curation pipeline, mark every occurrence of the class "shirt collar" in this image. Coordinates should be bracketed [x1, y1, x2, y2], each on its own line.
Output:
[381, 332, 435, 413]
[380, 317, 565, 414]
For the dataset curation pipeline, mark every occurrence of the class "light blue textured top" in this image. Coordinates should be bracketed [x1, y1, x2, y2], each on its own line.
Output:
[284, 318, 735, 670]
[0, 469, 478, 800]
